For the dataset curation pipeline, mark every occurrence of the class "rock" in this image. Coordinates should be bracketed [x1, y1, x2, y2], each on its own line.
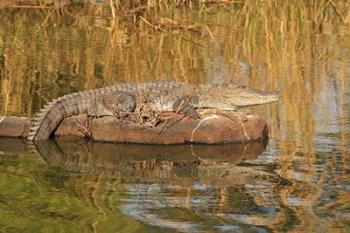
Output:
[0, 112, 268, 144]
[0, 116, 30, 138]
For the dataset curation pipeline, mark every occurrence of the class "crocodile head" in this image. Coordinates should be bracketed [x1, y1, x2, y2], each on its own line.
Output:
[199, 84, 280, 109]
[223, 84, 280, 107]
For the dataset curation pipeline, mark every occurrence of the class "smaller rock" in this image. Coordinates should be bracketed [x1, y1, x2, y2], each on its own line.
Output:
[0, 116, 30, 138]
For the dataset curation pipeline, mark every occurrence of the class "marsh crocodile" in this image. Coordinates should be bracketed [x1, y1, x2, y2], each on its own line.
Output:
[28, 81, 279, 141]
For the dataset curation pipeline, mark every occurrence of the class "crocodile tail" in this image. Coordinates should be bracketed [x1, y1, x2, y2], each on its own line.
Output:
[27, 91, 92, 141]
[27, 86, 116, 142]
[27, 97, 65, 141]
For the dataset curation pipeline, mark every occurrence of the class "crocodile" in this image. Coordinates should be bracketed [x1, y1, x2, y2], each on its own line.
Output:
[27, 80, 279, 141]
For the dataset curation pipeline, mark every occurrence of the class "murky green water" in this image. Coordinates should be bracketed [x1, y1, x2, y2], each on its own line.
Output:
[0, 2, 350, 232]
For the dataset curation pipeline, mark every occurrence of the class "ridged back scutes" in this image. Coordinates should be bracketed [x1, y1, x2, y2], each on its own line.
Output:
[27, 97, 60, 141]
[112, 80, 191, 92]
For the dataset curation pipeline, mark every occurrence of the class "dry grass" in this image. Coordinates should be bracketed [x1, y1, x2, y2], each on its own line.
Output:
[0, 1, 349, 115]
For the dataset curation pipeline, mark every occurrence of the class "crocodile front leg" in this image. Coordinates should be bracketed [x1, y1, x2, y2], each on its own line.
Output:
[172, 95, 200, 119]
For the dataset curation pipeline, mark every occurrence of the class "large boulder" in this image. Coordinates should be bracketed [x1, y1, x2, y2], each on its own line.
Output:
[0, 112, 268, 144]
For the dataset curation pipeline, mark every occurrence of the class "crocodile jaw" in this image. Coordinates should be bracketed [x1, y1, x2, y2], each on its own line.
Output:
[218, 84, 280, 108]
[227, 90, 280, 107]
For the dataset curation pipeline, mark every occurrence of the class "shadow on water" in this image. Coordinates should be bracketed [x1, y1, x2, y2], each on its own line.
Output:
[0, 138, 293, 232]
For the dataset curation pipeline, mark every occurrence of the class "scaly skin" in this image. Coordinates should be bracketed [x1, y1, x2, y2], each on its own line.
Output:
[28, 81, 279, 141]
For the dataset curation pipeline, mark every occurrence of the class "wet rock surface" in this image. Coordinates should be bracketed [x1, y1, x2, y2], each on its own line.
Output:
[0, 116, 30, 138]
[0, 112, 268, 144]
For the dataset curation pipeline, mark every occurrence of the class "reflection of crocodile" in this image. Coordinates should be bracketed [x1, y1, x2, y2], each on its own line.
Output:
[0, 138, 265, 179]
[28, 81, 279, 141]
[35, 138, 266, 179]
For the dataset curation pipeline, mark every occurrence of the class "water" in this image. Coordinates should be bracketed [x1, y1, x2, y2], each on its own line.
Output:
[0, 2, 350, 232]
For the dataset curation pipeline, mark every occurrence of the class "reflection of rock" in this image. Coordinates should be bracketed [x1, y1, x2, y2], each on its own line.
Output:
[0, 138, 266, 181]
[0, 138, 279, 190]
[0, 138, 33, 155]
[0, 113, 268, 144]
[33, 138, 266, 180]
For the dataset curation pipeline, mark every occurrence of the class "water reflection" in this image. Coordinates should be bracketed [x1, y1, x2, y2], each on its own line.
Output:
[34, 138, 266, 177]
[0, 138, 291, 232]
